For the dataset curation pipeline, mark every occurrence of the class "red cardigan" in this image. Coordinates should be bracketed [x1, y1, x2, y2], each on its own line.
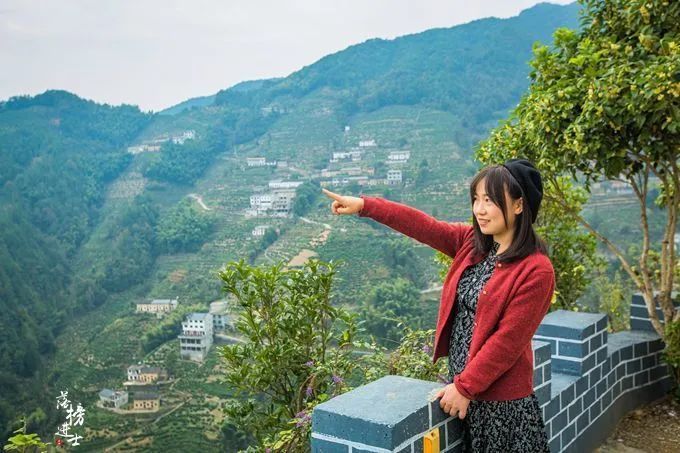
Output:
[358, 195, 555, 401]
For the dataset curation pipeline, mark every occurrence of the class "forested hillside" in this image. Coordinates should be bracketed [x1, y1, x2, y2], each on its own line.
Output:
[0, 90, 151, 432]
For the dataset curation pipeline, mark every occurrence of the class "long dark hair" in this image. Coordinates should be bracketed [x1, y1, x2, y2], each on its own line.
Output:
[469, 164, 548, 263]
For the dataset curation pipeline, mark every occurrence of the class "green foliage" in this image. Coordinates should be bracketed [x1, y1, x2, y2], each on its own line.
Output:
[628, 246, 680, 292]
[156, 199, 215, 253]
[662, 319, 680, 401]
[361, 328, 448, 383]
[292, 181, 321, 217]
[0, 91, 151, 441]
[264, 2, 579, 121]
[144, 139, 215, 185]
[248, 226, 283, 263]
[415, 158, 431, 188]
[144, 107, 280, 186]
[2, 418, 48, 453]
[360, 277, 431, 346]
[217, 258, 365, 450]
[534, 177, 605, 310]
[90, 195, 159, 294]
[217, 258, 446, 451]
[479, 0, 679, 183]
[382, 238, 429, 288]
[595, 270, 631, 332]
[477, 0, 680, 315]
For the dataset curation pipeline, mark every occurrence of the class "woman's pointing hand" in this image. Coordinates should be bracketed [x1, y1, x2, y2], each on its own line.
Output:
[321, 188, 364, 215]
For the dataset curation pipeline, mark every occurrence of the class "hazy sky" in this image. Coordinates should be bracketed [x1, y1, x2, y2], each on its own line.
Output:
[0, 0, 574, 112]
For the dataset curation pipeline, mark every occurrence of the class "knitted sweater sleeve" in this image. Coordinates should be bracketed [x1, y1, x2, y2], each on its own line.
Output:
[358, 195, 472, 258]
[453, 268, 555, 400]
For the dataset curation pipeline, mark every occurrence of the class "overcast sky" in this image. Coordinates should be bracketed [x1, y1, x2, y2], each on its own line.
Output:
[0, 0, 574, 112]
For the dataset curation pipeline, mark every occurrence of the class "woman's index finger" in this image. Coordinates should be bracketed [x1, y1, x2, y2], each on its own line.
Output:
[321, 188, 343, 201]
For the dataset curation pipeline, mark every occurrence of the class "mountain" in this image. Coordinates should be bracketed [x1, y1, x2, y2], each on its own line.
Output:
[0, 89, 152, 437]
[158, 94, 216, 116]
[158, 78, 284, 116]
[0, 2, 589, 448]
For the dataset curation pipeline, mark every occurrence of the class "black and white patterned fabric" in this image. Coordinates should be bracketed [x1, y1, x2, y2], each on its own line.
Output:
[448, 241, 550, 452]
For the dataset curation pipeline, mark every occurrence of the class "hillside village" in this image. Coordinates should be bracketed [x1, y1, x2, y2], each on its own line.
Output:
[126, 130, 197, 154]
[97, 298, 236, 416]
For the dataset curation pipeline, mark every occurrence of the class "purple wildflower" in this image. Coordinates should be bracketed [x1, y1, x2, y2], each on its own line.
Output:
[305, 360, 314, 367]
[306, 386, 313, 397]
[332, 374, 343, 385]
[422, 344, 432, 354]
[295, 410, 312, 427]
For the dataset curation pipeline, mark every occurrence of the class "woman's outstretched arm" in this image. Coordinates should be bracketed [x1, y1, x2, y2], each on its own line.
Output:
[322, 188, 471, 258]
[358, 195, 471, 258]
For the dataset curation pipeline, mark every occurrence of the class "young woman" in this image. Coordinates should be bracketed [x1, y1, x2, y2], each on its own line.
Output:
[322, 158, 554, 452]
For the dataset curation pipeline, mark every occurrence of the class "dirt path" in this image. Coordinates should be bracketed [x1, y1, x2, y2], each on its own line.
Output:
[420, 284, 443, 294]
[188, 193, 212, 211]
[595, 394, 680, 452]
[299, 216, 332, 230]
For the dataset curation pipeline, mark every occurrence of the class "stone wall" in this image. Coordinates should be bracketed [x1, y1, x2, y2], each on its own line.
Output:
[311, 293, 678, 452]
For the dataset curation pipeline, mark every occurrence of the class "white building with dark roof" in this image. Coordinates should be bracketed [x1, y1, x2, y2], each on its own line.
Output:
[179, 312, 213, 361]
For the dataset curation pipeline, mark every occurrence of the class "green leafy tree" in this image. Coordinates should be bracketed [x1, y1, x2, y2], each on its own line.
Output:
[2, 418, 48, 453]
[533, 176, 605, 310]
[218, 258, 365, 451]
[361, 278, 428, 346]
[217, 259, 443, 451]
[415, 158, 431, 188]
[595, 270, 631, 332]
[156, 199, 215, 253]
[477, 0, 680, 337]
[362, 328, 447, 383]
[292, 181, 321, 217]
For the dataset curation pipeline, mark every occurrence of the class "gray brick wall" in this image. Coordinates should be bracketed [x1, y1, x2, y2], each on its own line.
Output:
[311, 295, 675, 453]
[628, 291, 679, 332]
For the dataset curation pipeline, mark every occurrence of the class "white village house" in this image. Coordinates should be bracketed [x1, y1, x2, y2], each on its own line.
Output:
[388, 150, 411, 162]
[179, 312, 214, 362]
[246, 157, 267, 167]
[252, 225, 269, 237]
[136, 298, 178, 315]
[126, 365, 168, 384]
[387, 169, 403, 185]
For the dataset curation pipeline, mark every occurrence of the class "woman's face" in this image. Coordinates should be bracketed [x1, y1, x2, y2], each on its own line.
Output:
[472, 177, 521, 236]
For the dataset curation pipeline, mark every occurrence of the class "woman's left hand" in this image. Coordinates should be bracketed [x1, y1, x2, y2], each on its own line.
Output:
[435, 383, 471, 419]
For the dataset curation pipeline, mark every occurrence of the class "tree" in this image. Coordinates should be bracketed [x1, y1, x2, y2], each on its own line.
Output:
[217, 259, 450, 451]
[292, 180, 321, 217]
[2, 417, 48, 453]
[155, 199, 214, 253]
[361, 278, 427, 345]
[217, 258, 364, 451]
[477, 0, 680, 338]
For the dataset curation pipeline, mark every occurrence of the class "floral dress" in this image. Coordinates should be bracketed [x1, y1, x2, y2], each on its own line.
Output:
[448, 241, 550, 452]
